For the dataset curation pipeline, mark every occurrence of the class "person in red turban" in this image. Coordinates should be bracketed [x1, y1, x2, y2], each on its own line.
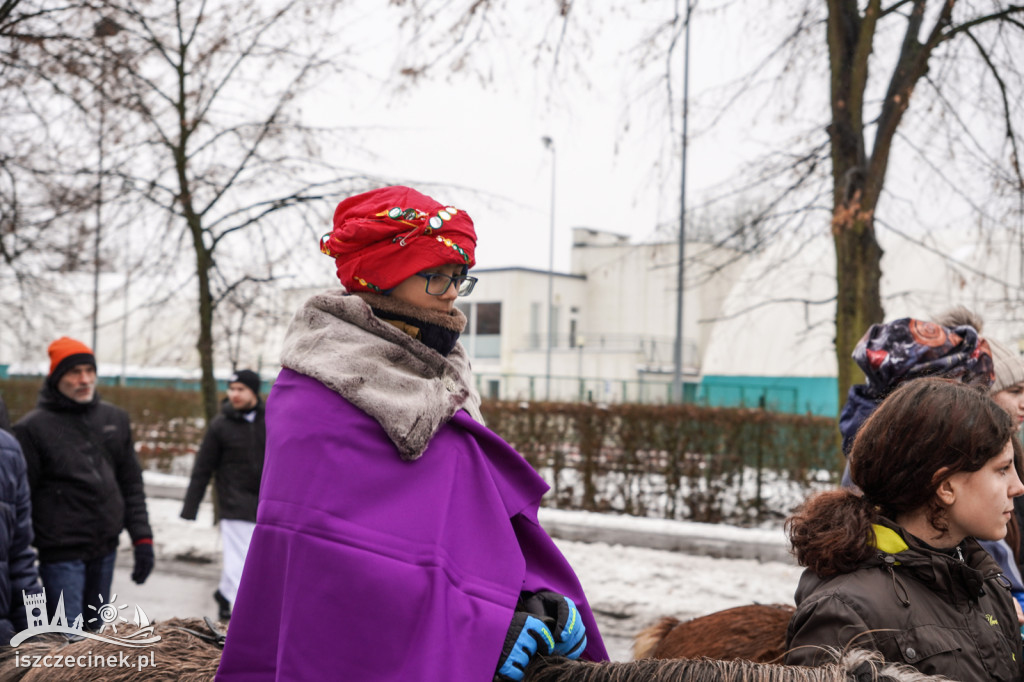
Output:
[218, 186, 607, 681]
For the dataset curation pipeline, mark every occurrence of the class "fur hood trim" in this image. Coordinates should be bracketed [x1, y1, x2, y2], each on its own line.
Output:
[280, 289, 483, 460]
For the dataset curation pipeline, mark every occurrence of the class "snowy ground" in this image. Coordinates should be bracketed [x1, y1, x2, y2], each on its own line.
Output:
[137, 473, 803, 660]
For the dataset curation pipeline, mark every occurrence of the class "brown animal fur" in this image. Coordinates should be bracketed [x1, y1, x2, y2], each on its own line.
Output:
[632, 603, 795, 663]
[0, 617, 222, 681]
[0, 613, 951, 682]
[524, 648, 951, 681]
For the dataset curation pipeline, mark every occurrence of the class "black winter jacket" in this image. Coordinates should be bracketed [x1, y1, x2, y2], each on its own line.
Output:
[181, 398, 265, 522]
[0, 430, 41, 641]
[12, 383, 152, 563]
[0, 394, 11, 433]
[786, 520, 1024, 681]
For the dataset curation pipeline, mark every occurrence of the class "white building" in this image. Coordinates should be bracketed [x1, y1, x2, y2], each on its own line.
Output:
[461, 227, 746, 404]
[6, 226, 1023, 417]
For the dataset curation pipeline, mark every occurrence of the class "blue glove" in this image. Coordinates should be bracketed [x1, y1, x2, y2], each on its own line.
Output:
[521, 590, 587, 659]
[494, 612, 554, 682]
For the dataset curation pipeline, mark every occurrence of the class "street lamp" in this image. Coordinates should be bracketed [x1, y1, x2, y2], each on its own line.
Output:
[671, 2, 693, 404]
[91, 15, 123, 355]
[541, 136, 556, 401]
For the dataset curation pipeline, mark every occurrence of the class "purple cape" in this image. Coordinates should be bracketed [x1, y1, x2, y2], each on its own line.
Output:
[217, 369, 607, 680]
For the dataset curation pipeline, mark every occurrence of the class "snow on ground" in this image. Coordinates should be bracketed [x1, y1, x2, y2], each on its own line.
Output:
[142, 474, 803, 660]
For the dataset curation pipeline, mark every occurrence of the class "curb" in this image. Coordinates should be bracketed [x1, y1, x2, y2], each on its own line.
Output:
[144, 475, 794, 565]
[538, 511, 794, 564]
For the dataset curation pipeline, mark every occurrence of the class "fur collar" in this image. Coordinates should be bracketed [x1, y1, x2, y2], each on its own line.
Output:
[279, 289, 483, 460]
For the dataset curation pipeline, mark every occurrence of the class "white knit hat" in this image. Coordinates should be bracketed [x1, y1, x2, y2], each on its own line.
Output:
[988, 337, 1024, 394]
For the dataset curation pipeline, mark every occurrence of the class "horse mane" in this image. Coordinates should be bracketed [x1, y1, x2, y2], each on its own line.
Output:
[525, 649, 953, 682]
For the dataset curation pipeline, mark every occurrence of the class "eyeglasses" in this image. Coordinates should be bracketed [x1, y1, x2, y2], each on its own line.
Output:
[415, 272, 478, 296]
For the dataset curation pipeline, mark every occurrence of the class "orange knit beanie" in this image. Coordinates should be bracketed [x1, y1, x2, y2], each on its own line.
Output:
[48, 337, 96, 377]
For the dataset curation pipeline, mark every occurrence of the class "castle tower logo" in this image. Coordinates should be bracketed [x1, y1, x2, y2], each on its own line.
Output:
[10, 590, 161, 648]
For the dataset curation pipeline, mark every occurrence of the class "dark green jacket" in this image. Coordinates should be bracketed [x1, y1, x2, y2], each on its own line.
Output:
[786, 520, 1023, 681]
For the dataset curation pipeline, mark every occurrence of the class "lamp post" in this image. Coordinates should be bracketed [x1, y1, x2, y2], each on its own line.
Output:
[671, 1, 693, 404]
[91, 16, 123, 354]
[541, 136, 556, 401]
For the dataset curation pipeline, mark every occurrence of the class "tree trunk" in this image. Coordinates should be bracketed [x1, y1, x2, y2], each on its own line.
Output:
[176, 154, 219, 425]
[826, 0, 886, 425]
[832, 211, 883, 416]
[194, 244, 218, 425]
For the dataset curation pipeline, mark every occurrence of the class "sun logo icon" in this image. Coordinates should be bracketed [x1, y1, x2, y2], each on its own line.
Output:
[88, 593, 129, 634]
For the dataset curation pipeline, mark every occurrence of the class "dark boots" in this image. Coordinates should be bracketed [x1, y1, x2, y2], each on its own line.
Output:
[213, 589, 231, 622]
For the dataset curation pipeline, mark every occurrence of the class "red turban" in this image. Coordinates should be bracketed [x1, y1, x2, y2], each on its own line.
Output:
[321, 186, 477, 293]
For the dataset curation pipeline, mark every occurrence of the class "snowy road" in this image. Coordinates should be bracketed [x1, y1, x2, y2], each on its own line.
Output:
[115, 494, 802, 661]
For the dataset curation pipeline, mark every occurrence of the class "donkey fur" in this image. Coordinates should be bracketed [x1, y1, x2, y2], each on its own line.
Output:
[633, 603, 795, 663]
[0, 618, 221, 681]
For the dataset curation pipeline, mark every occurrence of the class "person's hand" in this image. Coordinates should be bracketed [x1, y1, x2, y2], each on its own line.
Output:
[493, 612, 554, 682]
[132, 540, 155, 584]
[521, 590, 587, 659]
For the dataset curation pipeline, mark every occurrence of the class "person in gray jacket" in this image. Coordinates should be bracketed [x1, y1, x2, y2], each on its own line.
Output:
[181, 369, 265, 621]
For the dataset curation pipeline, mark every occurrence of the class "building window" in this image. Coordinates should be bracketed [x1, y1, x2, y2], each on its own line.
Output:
[550, 305, 560, 349]
[474, 302, 501, 358]
[530, 302, 542, 350]
[457, 301, 502, 359]
[486, 379, 500, 400]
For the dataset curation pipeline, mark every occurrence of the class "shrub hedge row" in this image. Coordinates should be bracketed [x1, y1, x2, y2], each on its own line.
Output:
[1, 379, 841, 525]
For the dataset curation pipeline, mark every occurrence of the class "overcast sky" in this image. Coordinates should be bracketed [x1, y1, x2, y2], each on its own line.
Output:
[299, 0, 812, 274]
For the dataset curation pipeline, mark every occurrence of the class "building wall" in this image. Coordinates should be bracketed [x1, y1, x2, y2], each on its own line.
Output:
[466, 229, 749, 402]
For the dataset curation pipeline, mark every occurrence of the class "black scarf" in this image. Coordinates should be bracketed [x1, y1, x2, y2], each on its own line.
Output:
[354, 292, 467, 357]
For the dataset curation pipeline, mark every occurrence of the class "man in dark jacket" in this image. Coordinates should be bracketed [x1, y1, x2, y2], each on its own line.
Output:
[12, 337, 154, 629]
[181, 368, 265, 621]
[0, 429, 42, 642]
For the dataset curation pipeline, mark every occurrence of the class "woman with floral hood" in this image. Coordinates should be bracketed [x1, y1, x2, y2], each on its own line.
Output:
[216, 186, 606, 681]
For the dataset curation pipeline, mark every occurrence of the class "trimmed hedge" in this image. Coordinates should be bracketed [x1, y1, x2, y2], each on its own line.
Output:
[0, 380, 840, 525]
[1, 378, 205, 472]
[480, 401, 839, 524]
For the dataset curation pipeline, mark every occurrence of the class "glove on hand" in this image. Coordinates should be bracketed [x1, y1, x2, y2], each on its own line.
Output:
[521, 590, 587, 659]
[131, 540, 155, 584]
[493, 612, 554, 682]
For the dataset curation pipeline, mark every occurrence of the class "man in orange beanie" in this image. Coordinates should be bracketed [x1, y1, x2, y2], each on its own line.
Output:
[12, 337, 154, 631]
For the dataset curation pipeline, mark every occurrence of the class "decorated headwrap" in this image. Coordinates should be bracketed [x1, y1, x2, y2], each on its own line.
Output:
[852, 317, 994, 398]
[320, 186, 477, 294]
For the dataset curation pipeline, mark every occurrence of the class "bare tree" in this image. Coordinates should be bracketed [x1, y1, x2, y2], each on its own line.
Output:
[822, 0, 1024, 406]
[0, 0, 109, 353]
[4, 0, 379, 420]
[395, 0, 1024, 414]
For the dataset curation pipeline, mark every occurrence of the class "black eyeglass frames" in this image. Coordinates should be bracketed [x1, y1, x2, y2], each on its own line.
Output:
[415, 272, 478, 297]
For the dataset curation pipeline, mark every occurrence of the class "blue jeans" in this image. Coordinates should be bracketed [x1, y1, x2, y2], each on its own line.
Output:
[38, 551, 117, 631]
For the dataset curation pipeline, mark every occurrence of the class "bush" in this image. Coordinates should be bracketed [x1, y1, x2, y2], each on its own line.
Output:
[0, 380, 840, 526]
[479, 401, 840, 526]
[0, 378, 205, 471]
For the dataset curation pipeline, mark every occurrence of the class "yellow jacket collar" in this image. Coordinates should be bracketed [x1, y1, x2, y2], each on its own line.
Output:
[870, 524, 909, 555]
